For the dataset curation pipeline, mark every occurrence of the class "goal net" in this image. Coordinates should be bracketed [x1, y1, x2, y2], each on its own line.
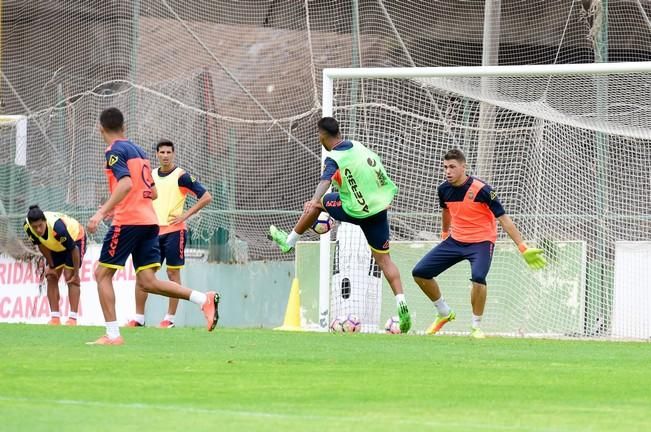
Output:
[2, 2, 651, 336]
[316, 63, 651, 339]
[3, 1, 651, 264]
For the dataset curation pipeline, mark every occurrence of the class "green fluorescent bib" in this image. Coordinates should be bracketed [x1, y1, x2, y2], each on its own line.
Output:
[328, 140, 397, 218]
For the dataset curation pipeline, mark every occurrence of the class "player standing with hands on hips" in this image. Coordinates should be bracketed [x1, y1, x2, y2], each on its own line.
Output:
[127, 139, 213, 328]
[412, 149, 546, 339]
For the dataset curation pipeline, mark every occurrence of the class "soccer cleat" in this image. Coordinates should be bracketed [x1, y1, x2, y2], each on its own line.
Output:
[86, 335, 124, 345]
[47, 317, 61, 326]
[397, 302, 411, 333]
[201, 291, 220, 332]
[125, 320, 144, 327]
[470, 327, 486, 339]
[65, 318, 78, 326]
[426, 310, 456, 335]
[268, 225, 293, 253]
[158, 319, 175, 328]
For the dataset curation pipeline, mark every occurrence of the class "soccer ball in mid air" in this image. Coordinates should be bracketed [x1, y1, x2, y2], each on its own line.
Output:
[384, 316, 401, 334]
[342, 314, 361, 333]
[311, 212, 334, 235]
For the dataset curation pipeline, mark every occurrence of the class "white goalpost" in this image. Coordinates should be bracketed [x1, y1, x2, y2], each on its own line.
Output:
[318, 62, 651, 339]
[0, 114, 27, 217]
[0, 115, 27, 168]
[0, 114, 33, 258]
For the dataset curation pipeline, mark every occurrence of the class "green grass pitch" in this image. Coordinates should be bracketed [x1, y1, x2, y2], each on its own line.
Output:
[1, 324, 650, 431]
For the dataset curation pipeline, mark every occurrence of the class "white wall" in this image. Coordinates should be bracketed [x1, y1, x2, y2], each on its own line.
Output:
[612, 241, 651, 339]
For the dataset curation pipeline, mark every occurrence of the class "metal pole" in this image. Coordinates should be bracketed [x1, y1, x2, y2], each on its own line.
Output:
[477, 0, 501, 180]
[325, 61, 651, 80]
[218, 128, 237, 263]
[319, 73, 334, 331]
[56, 84, 73, 207]
[593, 0, 609, 335]
[129, 0, 140, 131]
[350, 0, 360, 136]
[0, 1, 7, 223]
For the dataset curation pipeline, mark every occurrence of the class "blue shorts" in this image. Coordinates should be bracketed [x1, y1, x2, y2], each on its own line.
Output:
[99, 225, 161, 273]
[159, 229, 186, 268]
[412, 237, 494, 285]
[321, 192, 390, 253]
[50, 235, 87, 270]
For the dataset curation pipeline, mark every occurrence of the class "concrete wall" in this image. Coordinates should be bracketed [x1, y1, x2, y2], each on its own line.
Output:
[144, 260, 294, 328]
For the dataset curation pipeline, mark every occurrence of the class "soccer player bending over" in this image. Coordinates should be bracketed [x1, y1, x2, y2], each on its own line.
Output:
[87, 107, 220, 345]
[127, 139, 212, 328]
[412, 149, 546, 339]
[24, 206, 86, 326]
[269, 116, 412, 333]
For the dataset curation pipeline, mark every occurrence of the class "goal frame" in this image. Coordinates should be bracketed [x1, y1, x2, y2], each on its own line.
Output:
[318, 61, 651, 331]
[0, 115, 28, 217]
[0, 114, 28, 167]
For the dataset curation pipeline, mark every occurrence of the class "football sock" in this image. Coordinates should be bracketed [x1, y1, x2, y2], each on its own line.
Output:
[433, 297, 451, 316]
[189, 290, 208, 306]
[164, 314, 175, 322]
[472, 314, 482, 329]
[134, 314, 145, 325]
[51, 311, 61, 318]
[69, 311, 78, 319]
[287, 230, 300, 247]
[106, 321, 120, 339]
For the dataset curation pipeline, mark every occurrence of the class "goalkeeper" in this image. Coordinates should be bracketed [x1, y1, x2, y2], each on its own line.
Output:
[268, 117, 412, 333]
[412, 149, 546, 339]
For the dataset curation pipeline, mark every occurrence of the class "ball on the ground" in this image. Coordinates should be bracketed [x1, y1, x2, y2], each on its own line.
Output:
[330, 317, 344, 333]
[342, 314, 361, 333]
[311, 212, 335, 235]
[384, 316, 401, 334]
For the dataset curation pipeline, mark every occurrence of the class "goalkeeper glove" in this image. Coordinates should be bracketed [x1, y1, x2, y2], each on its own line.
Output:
[518, 243, 547, 270]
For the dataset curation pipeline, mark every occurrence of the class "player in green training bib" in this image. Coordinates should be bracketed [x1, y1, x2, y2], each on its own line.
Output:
[269, 117, 411, 333]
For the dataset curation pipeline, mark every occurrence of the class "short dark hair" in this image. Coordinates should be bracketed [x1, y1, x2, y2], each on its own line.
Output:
[26, 205, 45, 223]
[444, 149, 466, 163]
[317, 117, 340, 137]
[157, 140, 175, 152]
[99, 107, 124, 132]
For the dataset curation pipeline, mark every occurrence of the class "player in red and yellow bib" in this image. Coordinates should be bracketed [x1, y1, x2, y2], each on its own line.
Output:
[127, 139, 212, 329]
[86, 108, 220, 345]
[412, 149, 547, 338]
[24, 205, 86, 325]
